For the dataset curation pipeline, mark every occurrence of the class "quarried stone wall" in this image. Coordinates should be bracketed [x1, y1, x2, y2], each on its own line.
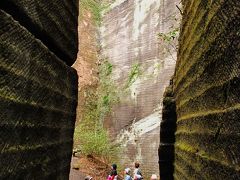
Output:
[160, 0, 240, 179]
[0, 1, 79, 179]
[101, 0, 180, 176]
[0, 0, 78, 66]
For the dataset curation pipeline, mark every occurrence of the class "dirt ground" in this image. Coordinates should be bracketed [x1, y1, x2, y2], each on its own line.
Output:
[69, 157, 86, 180]
[69, 156, 113, 180]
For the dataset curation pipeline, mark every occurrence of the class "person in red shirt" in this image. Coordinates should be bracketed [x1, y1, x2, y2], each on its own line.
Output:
[107, 164, 118, 180]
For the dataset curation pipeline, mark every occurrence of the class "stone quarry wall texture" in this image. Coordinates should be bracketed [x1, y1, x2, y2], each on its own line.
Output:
[0, 1, 79, 179]
[160, 0, 240, 179]
[101, 0, 179, 176]
[0, 0, 78, 66]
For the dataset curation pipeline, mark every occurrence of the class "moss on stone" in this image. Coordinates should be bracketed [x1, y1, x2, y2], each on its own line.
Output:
[0, 5, 78, 179]
[163, 0, 240, 179]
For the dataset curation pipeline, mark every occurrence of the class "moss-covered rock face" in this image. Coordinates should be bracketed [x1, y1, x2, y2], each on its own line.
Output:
[161, 0, 240, 179]
[0, 1, 78, 179]
[0, 0, 79, 66]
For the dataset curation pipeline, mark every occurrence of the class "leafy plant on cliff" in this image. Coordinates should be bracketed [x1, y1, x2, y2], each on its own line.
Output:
[98, 60, 119, 116]
[79, 0, 110, 25]
[158, 27, 179, 42]
[158, 26, 180, 61]
[158, 11, 181, 61]
[125, 63, 141, 88]
[74, 60, 120, 161]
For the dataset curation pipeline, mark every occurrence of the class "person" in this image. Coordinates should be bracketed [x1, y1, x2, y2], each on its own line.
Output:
[150, 174, 157, 180]
[124, 168, 132, 180]
[107, 164, 118, 180]
[85, 176, 93, 180]
[133, 162, 143, 180]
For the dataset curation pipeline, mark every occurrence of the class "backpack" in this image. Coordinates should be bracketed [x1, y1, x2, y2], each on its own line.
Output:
[136, 169, 143, 180]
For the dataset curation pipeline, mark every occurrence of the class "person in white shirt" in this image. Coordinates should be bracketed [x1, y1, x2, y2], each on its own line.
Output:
[133, 162, 143, 180]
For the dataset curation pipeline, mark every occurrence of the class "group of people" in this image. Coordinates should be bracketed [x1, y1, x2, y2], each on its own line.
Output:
[122, 162, 143, 180]
[84, 162, 158, 180]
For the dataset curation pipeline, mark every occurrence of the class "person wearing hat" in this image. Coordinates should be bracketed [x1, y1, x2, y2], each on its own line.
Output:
[124, 168, 132, 180]
[107, 164, 118, 180]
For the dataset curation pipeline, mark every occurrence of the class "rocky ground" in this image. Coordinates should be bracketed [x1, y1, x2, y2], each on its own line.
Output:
[70, 156, 112, 180]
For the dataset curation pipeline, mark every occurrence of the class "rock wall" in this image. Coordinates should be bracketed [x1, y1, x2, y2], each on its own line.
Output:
[101, 0, 179, 176]
[72, 5, 99, 130]
[0, 1, 79, 179]
[0, 0, 78, 66]
[160, 0, 240, 179]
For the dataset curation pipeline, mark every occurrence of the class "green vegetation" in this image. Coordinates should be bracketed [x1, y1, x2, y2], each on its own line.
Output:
[79, 0, 110, 25]
[75, 0, 119, 162]
[158, 27, 179, 42]
[158, 12, 180, 62]
[75, 123, 117, 161]
[158, 27, 180, 61]
[98, 60, 119, 118]
[74, 60, 119, 162]
[125, 63, 141, 88]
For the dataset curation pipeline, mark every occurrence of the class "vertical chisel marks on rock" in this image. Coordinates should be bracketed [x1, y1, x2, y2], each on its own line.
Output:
[101, 0, 179, 176]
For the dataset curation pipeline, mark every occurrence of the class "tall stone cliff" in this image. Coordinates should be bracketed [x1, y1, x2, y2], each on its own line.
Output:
[101, 0, 180, 175]
[160, 0, 240, 179]
[0, 1, 79, 179]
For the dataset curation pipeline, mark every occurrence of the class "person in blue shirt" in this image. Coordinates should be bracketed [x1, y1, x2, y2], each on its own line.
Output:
[124, 168, 132, 180]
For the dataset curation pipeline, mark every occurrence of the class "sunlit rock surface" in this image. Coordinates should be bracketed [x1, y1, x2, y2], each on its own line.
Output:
[101, 0, 179, 175]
